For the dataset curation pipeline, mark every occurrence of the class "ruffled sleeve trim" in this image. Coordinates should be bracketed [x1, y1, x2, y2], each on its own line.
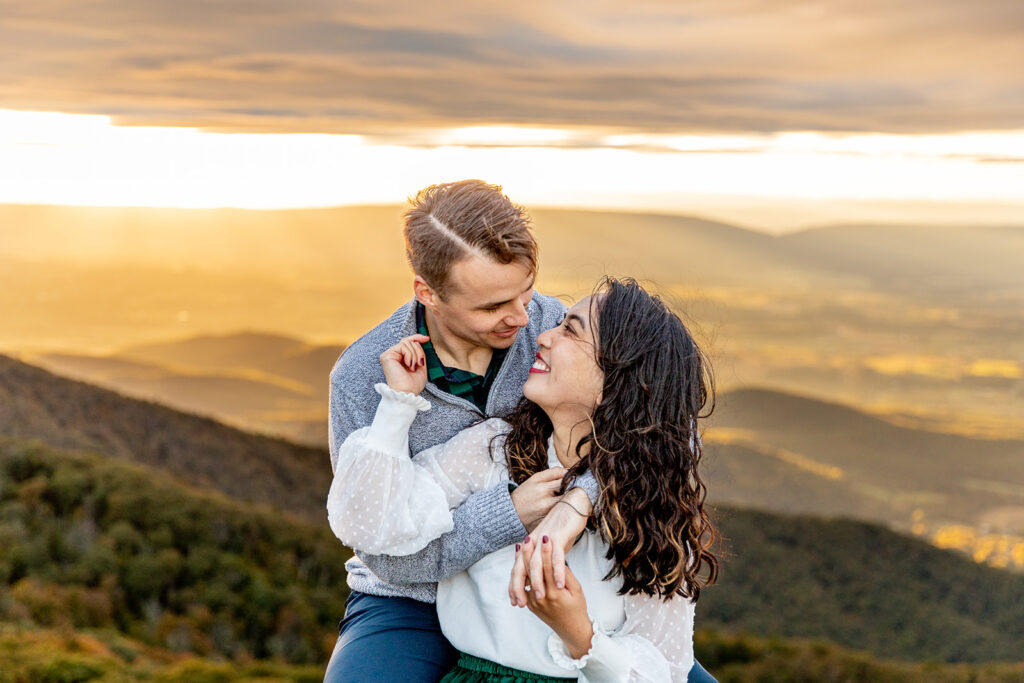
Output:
[374, 382, 430, 411]
[546, 619, 602, 670]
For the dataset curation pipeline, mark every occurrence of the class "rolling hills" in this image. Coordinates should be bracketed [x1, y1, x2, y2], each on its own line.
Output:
[8, 351, 1024, 571]
[3, 204, 1021, 450]
[0, 353, 330, 521]
[698, 506, 1024, 662]
[28, 332, 342, 445]
[706, 387, 1024, 535]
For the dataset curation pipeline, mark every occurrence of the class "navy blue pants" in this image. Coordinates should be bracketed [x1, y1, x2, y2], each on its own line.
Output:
[323, 591, 716, 682]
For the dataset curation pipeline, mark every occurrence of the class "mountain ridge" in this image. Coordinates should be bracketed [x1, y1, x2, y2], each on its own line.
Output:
[0, 353, 329, 521]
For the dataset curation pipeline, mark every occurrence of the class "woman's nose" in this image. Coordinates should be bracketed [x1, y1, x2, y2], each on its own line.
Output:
[536, 327, 552, 347]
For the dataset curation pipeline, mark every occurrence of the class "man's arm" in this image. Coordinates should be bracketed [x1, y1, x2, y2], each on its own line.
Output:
[329, 353, 600, 583]
[360, 480, 524, 584]
[329, 357, 524, 579]
[361, 471, 600, 585]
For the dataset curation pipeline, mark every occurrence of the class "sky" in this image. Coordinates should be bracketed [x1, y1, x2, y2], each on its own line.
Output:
[2, 0, 1024, 229]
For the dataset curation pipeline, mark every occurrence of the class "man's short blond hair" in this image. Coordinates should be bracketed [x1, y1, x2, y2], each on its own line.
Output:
[403, 180, 538, 298]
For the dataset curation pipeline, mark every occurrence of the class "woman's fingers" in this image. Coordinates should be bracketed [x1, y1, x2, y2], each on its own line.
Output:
[541, 534, 557, 593]
[396, 337, 427, 371]
[562, 562, 580, 592]
[550, 538, 567, 591]
[509, 539, 529, 607]
[380, 335, 430, 394]
[534, 467, 566, 482]
[529, 534, 547, 599]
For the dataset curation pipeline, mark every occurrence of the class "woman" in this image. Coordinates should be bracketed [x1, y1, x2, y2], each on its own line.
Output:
[328, 277, 718, 682]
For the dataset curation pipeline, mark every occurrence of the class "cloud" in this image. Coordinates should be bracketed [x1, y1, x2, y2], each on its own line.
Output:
[1, 0, 1023, 136]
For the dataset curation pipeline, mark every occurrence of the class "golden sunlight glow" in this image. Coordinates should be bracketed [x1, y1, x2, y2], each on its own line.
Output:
[437, 126, 577, 146]
[2, 110, 1024, 229]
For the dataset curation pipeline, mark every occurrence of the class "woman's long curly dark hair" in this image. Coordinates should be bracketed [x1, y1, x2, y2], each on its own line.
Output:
[502, 277, 719, 600]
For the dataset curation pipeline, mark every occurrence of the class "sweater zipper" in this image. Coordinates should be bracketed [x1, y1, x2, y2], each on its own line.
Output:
[423, 381, 484, 416]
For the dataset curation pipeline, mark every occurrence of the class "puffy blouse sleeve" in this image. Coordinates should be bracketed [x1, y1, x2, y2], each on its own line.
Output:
[326, 383, 508, 556]
[547, 591, 695, 682]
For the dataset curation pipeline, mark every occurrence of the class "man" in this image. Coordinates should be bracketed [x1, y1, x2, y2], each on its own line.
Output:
[324, 180, 714, 682]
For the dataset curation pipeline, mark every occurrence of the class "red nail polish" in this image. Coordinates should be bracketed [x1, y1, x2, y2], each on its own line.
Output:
[542, 536, 549, 544]
[515, 543, 521, 551]
[524, 536, 531, 544]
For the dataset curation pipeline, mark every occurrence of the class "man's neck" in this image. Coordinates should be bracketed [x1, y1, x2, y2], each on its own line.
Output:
[423, 307, 494, 375]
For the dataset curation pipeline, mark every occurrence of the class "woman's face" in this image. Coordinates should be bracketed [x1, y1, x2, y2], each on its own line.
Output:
[523, 295, 604, 418]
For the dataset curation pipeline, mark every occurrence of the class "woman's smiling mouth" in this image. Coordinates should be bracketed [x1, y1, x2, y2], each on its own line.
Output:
[529, 354, 550, 373]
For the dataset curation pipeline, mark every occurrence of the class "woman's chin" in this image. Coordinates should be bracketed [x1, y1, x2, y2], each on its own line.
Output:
[522, 375, 546, 404]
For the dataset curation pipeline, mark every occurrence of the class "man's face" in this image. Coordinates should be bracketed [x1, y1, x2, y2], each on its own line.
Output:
[425, 255, 535, 350]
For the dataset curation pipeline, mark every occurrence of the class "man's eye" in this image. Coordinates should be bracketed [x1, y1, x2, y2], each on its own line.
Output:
[483, 305, 501, 313]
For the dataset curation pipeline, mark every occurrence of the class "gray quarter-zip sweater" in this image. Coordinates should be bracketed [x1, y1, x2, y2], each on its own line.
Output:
[328, 292, 597, 603]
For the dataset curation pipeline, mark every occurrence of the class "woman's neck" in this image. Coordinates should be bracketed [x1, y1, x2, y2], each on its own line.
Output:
[550, 415, 592, 468]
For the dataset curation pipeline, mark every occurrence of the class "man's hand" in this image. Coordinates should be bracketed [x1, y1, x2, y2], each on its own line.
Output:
[509, 486, 592, 606]
[511, 468, 566, 532]
[520, 535, 594, 659]
[380, 334, 430, 395]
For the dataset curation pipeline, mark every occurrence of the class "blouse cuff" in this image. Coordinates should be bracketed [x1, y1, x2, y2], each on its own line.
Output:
[374, 382, 431, 410]
[547, 621, 633, 681]
[366, 383, 430, 453]
[547, 619, 600, 670]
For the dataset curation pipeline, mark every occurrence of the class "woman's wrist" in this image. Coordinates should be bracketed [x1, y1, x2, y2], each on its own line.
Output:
[559, 614, 596, 659]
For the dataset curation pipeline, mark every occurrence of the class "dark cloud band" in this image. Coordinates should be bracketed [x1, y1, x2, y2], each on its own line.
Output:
[2, 0, 1023, 136]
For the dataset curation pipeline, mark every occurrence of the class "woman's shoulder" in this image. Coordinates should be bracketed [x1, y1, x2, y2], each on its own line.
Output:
[444, 417, 512, 459]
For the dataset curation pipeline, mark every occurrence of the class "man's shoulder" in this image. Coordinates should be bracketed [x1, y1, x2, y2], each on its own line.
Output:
[330, 301, 415, 383]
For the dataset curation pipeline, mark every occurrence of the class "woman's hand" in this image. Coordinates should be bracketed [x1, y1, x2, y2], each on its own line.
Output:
[380, 334, 430, 395]
[518, 536, 594, 659]
[509, 487, 591, 606]
[510, 468, 566, 532]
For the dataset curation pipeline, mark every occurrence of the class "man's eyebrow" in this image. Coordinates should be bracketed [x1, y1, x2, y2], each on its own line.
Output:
[477, 279, 535, 309]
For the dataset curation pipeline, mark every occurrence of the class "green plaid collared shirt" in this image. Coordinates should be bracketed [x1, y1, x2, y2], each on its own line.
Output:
[416, 302, 508, 413]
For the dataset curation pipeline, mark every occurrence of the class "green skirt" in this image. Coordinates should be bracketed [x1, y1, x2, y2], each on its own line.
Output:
[440, 652, 576, 683]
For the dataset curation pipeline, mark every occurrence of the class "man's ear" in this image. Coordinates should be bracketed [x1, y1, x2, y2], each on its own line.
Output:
[413, 276, 439, 310]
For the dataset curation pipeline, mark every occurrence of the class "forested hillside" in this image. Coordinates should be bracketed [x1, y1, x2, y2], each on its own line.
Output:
[4, 435, 1024, 668]
[0, 438, 350, 665]
[0, 354, 330, 521]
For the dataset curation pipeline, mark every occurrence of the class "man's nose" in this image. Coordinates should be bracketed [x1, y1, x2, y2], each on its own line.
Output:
[506, 299, 530, 328]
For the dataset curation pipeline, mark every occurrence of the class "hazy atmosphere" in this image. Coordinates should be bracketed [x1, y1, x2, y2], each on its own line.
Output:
[2, 1, 1023, 680]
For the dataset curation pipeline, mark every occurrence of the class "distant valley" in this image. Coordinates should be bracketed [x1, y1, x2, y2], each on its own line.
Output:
[3, 204, 1021, 445]
[3, 203, 1023, 571]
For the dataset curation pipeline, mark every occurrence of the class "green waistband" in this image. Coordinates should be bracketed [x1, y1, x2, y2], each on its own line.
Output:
[455, 653, 576, 681]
